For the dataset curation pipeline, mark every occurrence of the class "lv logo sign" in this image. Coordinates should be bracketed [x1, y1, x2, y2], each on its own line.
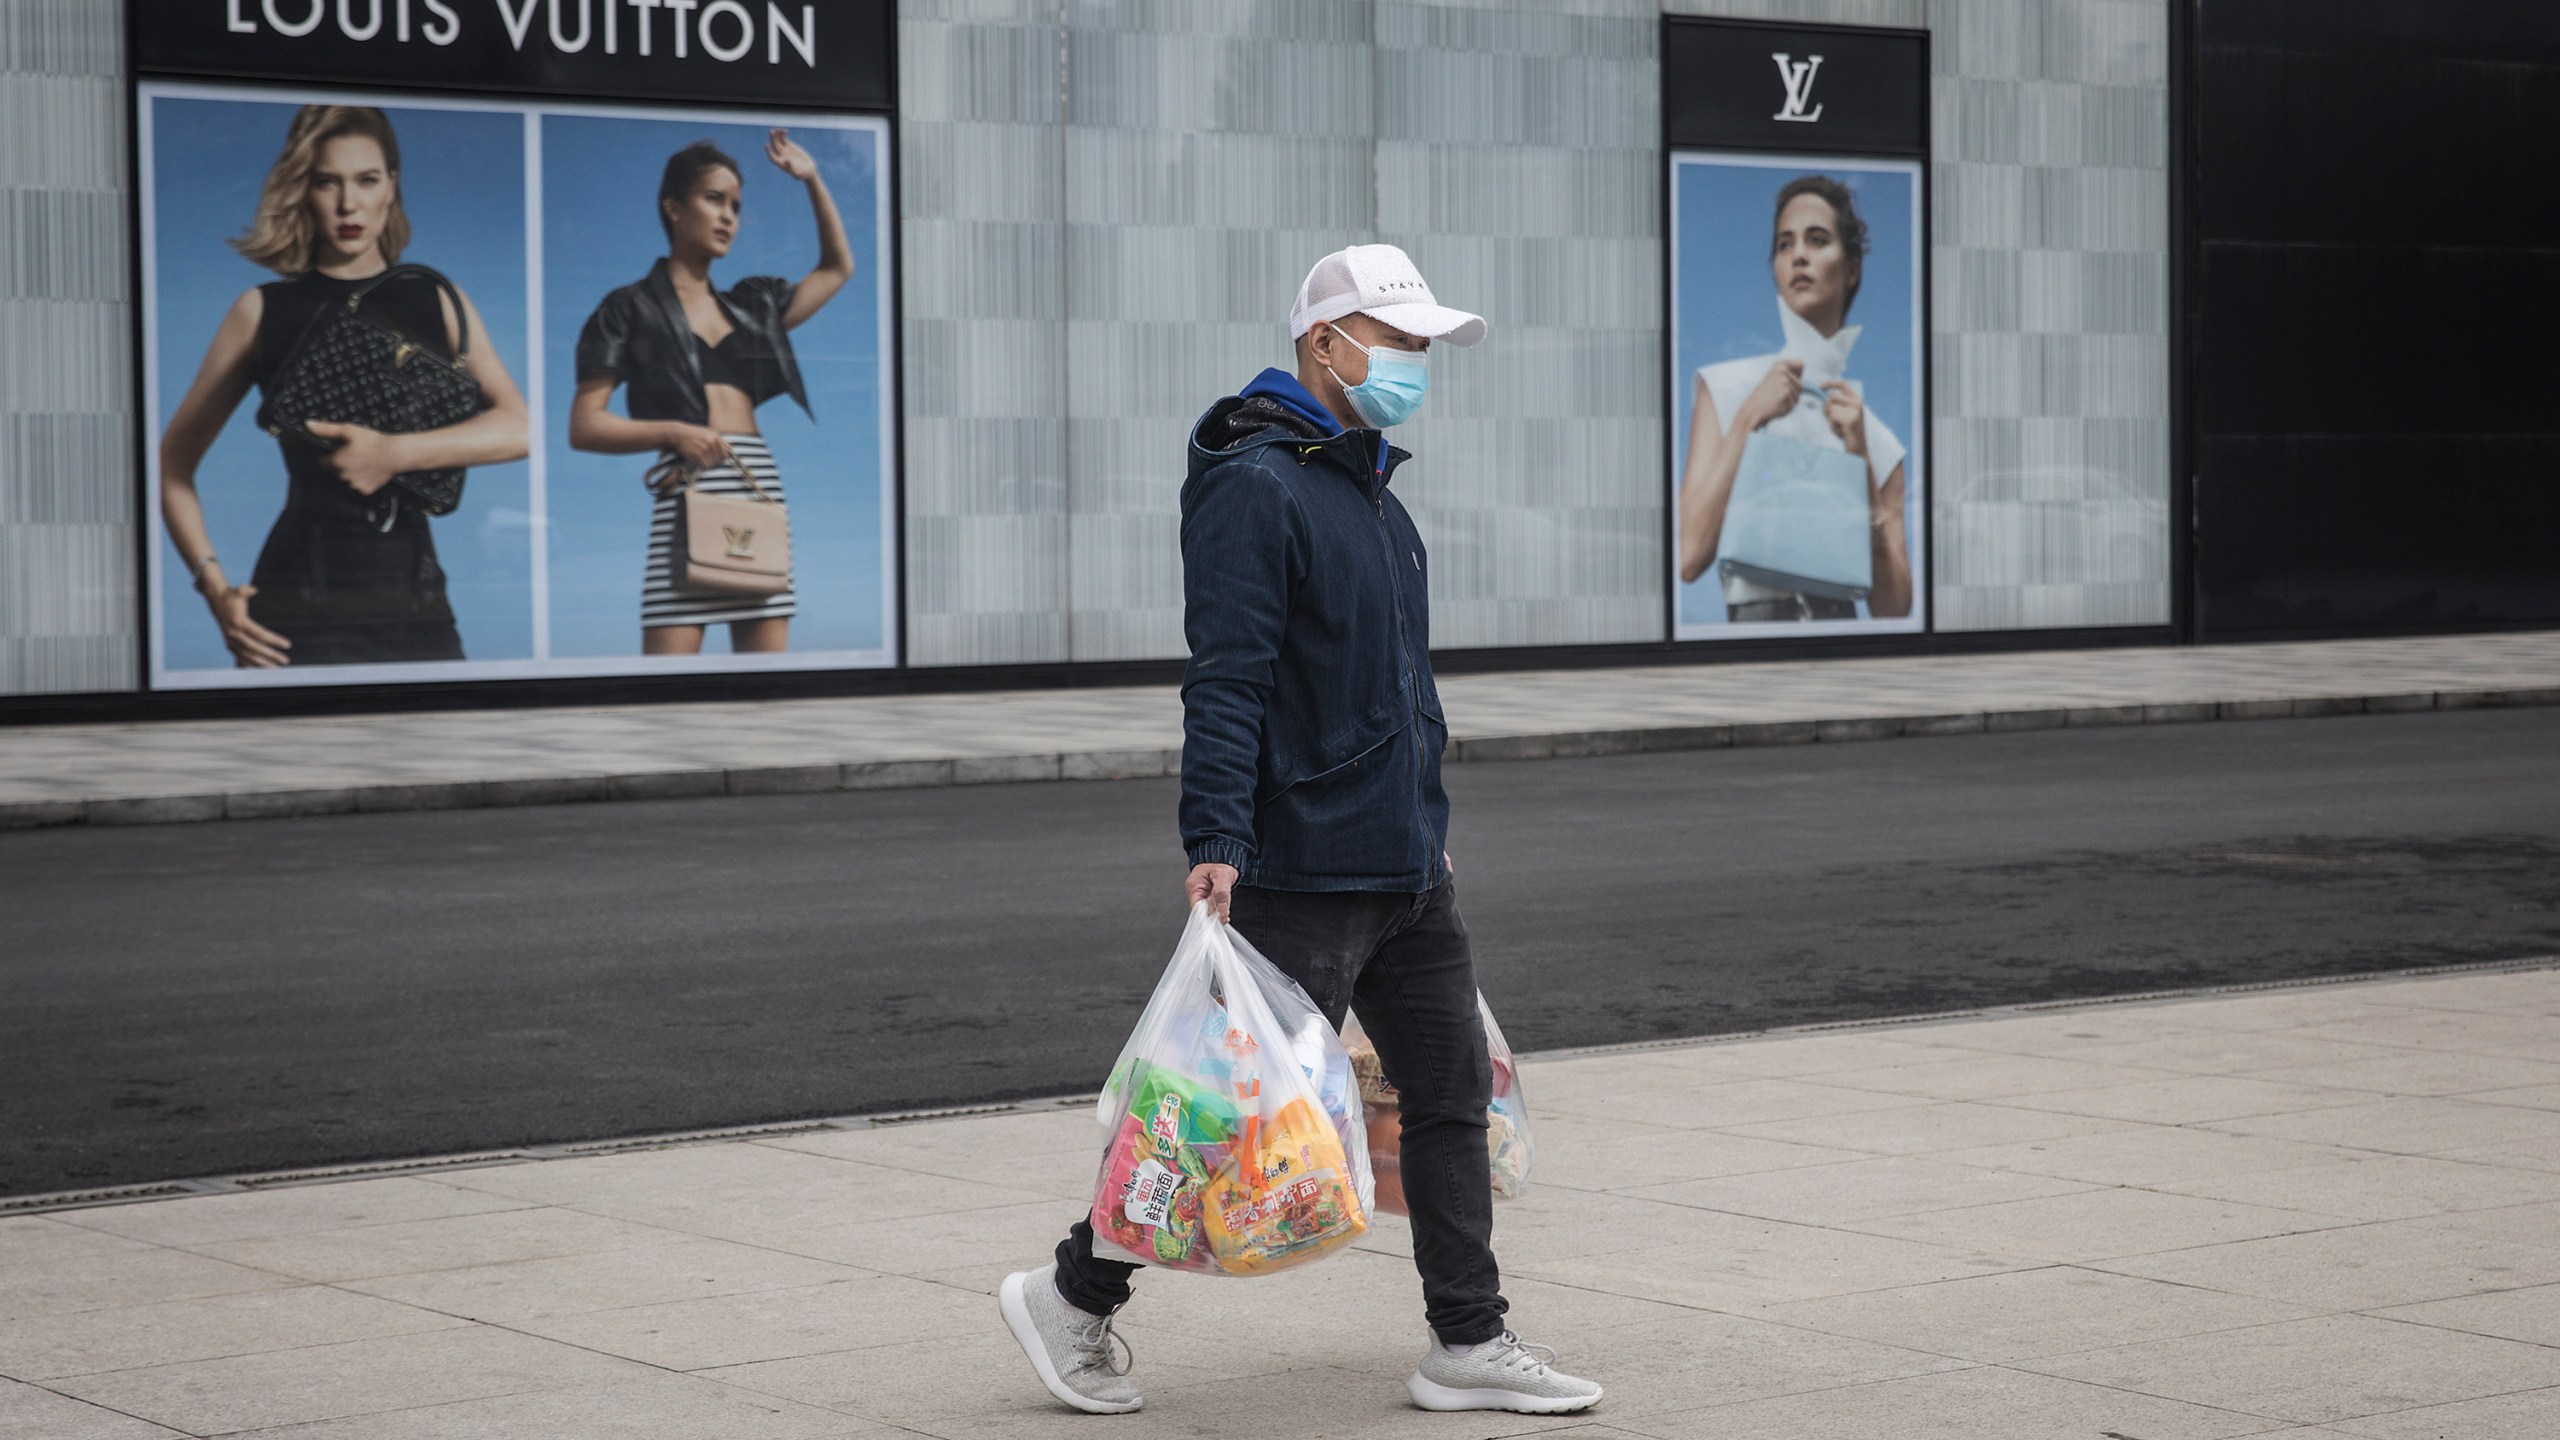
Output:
[723, 526, 757, 559]
[1771, 52, 1825, 123]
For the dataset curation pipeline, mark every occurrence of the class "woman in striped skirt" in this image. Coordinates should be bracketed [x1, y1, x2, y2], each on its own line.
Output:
[567, 130, 854, 653]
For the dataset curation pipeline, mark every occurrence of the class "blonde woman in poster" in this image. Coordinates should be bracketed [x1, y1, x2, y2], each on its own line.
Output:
[1676, 175, 1913, 622]
[157, 105, 530, 667]
[566, 130, 854, 655]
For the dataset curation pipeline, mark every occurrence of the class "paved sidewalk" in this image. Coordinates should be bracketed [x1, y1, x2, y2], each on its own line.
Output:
[9, 964, 2560, 1437]
[6, 631, 2559, 831]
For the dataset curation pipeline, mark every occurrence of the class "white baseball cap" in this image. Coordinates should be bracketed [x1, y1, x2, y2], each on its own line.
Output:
[1289, 244, 1487, 348]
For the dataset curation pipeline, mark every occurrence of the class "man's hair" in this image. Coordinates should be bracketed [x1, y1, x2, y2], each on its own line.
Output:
[658, 141, 742, 240]
[1772, 174, 1869, 316]
[230, 105, 409, 274]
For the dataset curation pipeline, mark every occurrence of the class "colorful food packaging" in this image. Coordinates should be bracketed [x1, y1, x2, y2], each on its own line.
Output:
[1086, 905, 1372, 1276]
[1342, 993, 1536, 1216]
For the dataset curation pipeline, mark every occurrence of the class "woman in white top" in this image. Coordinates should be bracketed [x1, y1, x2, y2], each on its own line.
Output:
[1676, 175, 1913, 621]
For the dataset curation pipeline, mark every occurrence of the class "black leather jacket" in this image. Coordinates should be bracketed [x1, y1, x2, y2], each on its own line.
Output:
[574, 258, 810, 424]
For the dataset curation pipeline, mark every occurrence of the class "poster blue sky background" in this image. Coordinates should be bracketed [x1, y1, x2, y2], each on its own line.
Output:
[1671, 153, 1921, 629]
[147, 92, 533, 673]
[540, 111, 887, 659]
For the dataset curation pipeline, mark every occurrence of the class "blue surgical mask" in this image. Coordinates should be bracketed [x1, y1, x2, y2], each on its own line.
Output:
[1324, 324, 1429, 427]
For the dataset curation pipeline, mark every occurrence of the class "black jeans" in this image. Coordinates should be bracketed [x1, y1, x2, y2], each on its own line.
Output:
[1056, 881, 1505, 1346]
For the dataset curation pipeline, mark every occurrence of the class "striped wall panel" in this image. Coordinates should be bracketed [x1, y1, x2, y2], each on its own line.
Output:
[898, 1, 1074, 665]
[1377, 0, 1664, 649]
[1929, 0, 2171, 630]
[0, 0, 134, 696]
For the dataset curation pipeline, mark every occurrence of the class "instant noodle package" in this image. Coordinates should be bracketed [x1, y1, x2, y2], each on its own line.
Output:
[1088, 905, 1371, 1276]
[1344, 994, 1534, 1216]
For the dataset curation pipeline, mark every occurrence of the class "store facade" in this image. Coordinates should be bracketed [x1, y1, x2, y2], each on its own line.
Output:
[1, 1, 2538, 720]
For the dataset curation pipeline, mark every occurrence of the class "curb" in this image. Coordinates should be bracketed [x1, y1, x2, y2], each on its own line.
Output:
[10, 952, 2552, 1216]
[7, 683, 2557, 833]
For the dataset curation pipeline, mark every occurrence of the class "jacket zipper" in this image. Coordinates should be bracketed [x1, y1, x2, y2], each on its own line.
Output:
[1362, 440, 1437, 883]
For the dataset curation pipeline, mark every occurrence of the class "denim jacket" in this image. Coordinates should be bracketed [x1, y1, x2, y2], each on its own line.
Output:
[1179, 369, 1449, 892]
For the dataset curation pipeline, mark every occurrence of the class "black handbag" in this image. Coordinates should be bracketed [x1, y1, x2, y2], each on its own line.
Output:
[256, 263, 488, 521]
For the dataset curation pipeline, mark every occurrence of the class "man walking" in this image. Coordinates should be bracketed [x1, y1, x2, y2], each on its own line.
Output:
[997, 245, 1604, 1417]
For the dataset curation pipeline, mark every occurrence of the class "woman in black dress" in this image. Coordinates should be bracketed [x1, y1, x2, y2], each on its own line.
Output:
[567, 131, 854, 655]
[159, 105, 528, 667]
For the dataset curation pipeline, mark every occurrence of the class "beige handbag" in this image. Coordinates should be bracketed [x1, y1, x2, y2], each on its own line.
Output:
[647, 448, 791, 597]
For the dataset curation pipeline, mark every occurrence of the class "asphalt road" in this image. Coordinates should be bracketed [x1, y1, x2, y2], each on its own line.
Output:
[6, 707, 2558, 1196]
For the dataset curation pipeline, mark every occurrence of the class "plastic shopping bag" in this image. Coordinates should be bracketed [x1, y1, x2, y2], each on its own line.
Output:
[1344, 993, 1535, 1216]
[1088, 903, 1371, 1276]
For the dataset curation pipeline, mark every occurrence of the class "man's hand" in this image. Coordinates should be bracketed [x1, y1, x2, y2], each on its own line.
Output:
[1186, 862, 1238, 922]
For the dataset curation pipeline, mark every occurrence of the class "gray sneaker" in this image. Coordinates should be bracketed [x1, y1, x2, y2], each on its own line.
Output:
[998, 1265, 1142, 1414]
[1408, 1331, 1603, 1414]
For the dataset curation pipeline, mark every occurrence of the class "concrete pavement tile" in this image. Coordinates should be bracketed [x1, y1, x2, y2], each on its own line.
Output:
[0, 1215, 153, 1268]
[553, 1167, 1066, 1241]
[702, 1326, 1226, 1428]
[189, 1207, 682, 1283]
[0, 1379, 186, 1438]
[1610, 1363, 2276, 1439]
[2464, 1083, 2560, 1112]
[2159, 1154, 2560, 1221]
[2205, 1098, 2560, 1157]
[1720, 1101, 2141, 1156]
[1510, 1212, 2030, 1310]
[1509, 1055, 1719, 1104]
[2158, 993, 2433, 1032]
[341, 1236, 870, 1324]
[1848, 1187, 2350, 1264]
[2434, 1136, 2560, 1174]
[1618, 1032, 1960, 1080]
[1358, 1188, 1718, 1267]
[238, 1370, 889, 1437]
[2376, 1283, 2560, 1349]
[431, 1136, 891, 1206]
[1540, 1078, 1931, 1131]
[2100, 1220, 2560, 1310]
[59, 1177, 533, 1247]
[2020, 1314, 2560, 1426]
[1522, 1114, 1865, 1192]
[516, 1273, 996, 1371]
[1939, 1126, 2362, 1188]
[46, 1323, 646, 1435]
[758, 1112, 1094, 1184]
[2248, 1051, 2560, 1098]
[1910, 1012, 2240, 1057]
[724, 1200, 1083, 1276]
[1619, 1155, 2097, 1226]
[2003, 1076, 2374, 1125]
[2377, 970, 2560, 1017]
[0, 1238, 295, 1323]
[2287, 1009, 2560, 1055]
[1807, 1052, 2190, 1103]
[2324, 1385, 2560, 1438]
[2072, 1031, 2419, 1077]
[2423, 1199, 2560, 1250]
[1752, 1265, 2314, 1365]
[0, 1283, 465, 1380]
[1508, 1308, 1960, 1419]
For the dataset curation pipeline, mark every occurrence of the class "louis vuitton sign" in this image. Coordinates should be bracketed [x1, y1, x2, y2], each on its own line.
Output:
[1662, 18, 1926, 156]
[131, 0, 895, 110]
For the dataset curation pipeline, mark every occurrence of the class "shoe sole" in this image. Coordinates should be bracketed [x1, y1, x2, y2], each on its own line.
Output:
[1407, 1371, 1603, 1414]
[998, 1270, 1142, 1415]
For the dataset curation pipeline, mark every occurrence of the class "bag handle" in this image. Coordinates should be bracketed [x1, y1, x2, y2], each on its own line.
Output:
[346, 263, 474, 362]
[644, 438, 779, 505]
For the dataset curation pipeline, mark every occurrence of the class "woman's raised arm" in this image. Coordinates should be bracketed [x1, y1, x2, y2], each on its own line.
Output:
[766, 128, 853, 329]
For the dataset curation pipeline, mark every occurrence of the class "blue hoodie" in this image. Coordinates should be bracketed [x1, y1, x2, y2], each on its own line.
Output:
[1177, 368, 1448, 892]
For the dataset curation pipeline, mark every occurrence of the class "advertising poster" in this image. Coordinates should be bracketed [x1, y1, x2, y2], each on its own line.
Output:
[137, 77, 895, 688]
[1668, 152, 1926, 638]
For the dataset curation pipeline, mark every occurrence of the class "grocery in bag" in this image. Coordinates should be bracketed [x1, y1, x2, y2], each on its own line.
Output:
[1088, 904, 1371, 1276]
[1344, 994, 1533, 1216]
